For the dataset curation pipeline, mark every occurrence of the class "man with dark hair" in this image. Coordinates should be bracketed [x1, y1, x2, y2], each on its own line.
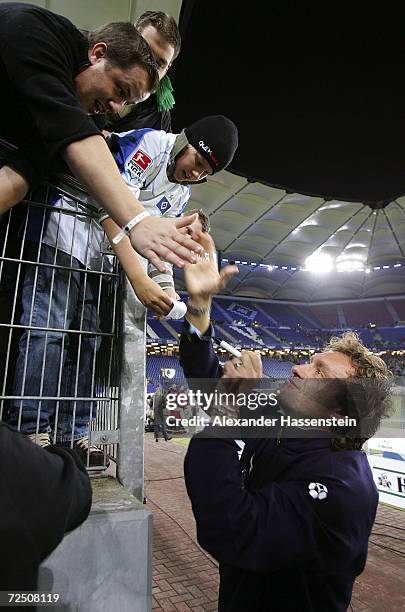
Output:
[105, 10, 181, 133]
[136, 11, 181, 60]
[0, 3, 201, 269]
[178, 234, 392, 612]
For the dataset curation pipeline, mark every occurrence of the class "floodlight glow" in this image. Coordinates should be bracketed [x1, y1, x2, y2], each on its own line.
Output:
[336, 250, 366, 272]
[336, 259, 364, 272]
[304, 252, 333, 273]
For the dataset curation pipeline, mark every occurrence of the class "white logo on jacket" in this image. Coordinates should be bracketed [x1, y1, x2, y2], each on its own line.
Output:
[308, 482, 328, 500]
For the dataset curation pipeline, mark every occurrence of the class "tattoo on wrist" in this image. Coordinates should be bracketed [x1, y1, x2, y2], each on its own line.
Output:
[186, 300, 210, 316]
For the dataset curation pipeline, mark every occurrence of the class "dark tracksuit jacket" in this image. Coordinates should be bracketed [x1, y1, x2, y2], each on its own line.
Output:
[180, 324, 378, 612]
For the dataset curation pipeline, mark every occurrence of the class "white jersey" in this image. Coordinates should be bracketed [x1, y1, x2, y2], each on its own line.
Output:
[42, 129, 191, 274]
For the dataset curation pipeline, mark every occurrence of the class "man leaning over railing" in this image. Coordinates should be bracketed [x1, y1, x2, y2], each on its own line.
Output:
[0, 3, 202, 270]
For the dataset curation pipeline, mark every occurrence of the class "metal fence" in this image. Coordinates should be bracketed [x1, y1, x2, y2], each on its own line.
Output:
[0, 168, 124, 472]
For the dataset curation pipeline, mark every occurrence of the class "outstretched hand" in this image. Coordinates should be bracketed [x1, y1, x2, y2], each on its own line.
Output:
[184, 233, 239, 299]
[130, 213, 203, 272]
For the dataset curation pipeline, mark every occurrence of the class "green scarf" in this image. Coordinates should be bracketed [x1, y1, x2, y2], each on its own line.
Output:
[156, 75, 175, 112]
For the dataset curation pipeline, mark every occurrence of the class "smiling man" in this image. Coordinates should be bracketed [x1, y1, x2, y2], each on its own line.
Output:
[178, 234, 393, 612]
[0, 3, 201, 270]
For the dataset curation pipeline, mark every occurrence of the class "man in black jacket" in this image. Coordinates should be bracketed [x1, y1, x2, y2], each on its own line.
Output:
[106, 11, 181, 134]
[0, 3, 201, 269]
[0, 423, 92, 591]
[0, 3, 200, 448]
[179, 234, 392, 611]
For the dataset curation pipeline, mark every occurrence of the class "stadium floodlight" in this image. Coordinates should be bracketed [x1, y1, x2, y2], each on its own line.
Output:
[336, 256, 364, 272]
[304, 252, 333, 273]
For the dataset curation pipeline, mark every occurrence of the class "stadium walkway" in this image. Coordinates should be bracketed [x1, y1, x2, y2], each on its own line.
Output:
[144, 434, 405, 612]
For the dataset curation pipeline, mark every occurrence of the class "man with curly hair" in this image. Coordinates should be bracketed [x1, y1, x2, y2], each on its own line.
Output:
[179, 234, 393, 612]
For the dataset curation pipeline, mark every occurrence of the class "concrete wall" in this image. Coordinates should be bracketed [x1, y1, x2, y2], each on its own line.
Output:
[117, 277, 147, 501]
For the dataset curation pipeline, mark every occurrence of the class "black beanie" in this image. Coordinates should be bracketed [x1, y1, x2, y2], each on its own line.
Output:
[184, 115, 238, 174]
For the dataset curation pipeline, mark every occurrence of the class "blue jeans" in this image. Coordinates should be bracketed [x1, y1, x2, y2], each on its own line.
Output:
[8, 244, 101, 441]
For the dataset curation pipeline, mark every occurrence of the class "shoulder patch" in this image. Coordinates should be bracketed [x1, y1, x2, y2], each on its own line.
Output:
[128, 149, 152, 179]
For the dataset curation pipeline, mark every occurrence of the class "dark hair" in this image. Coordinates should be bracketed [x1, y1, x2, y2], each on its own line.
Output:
[89, 22, 159, 92]
[136, 11, 181, 60]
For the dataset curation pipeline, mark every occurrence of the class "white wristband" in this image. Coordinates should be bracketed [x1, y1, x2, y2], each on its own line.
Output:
[112, 211, 150, 245]
[163, 300, 188, 320]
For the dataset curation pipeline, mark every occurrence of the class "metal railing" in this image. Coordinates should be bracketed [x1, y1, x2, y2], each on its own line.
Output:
[0, 156, 127, 472]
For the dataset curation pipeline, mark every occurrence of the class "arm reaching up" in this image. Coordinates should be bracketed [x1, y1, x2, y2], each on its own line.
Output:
[101, 216, 173, 317]
[183, 233, 238, 334]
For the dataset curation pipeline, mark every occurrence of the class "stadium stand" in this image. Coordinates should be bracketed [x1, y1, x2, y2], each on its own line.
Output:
[146, 354, 296, 387]
[146, 295, 405, 387]
[307, 304, 340, 328]
[375, 327, 405, 347]
[343, 301, 394, 327]
[147, 320, 177, 340]
[391, 298, 405, 321]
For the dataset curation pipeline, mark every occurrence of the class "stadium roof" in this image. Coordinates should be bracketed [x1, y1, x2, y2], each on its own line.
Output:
[174, 172, 405, 300]
[173, 2, 405, 300]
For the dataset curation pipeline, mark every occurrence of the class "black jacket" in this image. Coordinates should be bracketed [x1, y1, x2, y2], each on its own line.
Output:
[181, 326, 378, 611]
[0, 3, 100, 186]
[0, 424, 92, 592]
[104, 95, 172, 134]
